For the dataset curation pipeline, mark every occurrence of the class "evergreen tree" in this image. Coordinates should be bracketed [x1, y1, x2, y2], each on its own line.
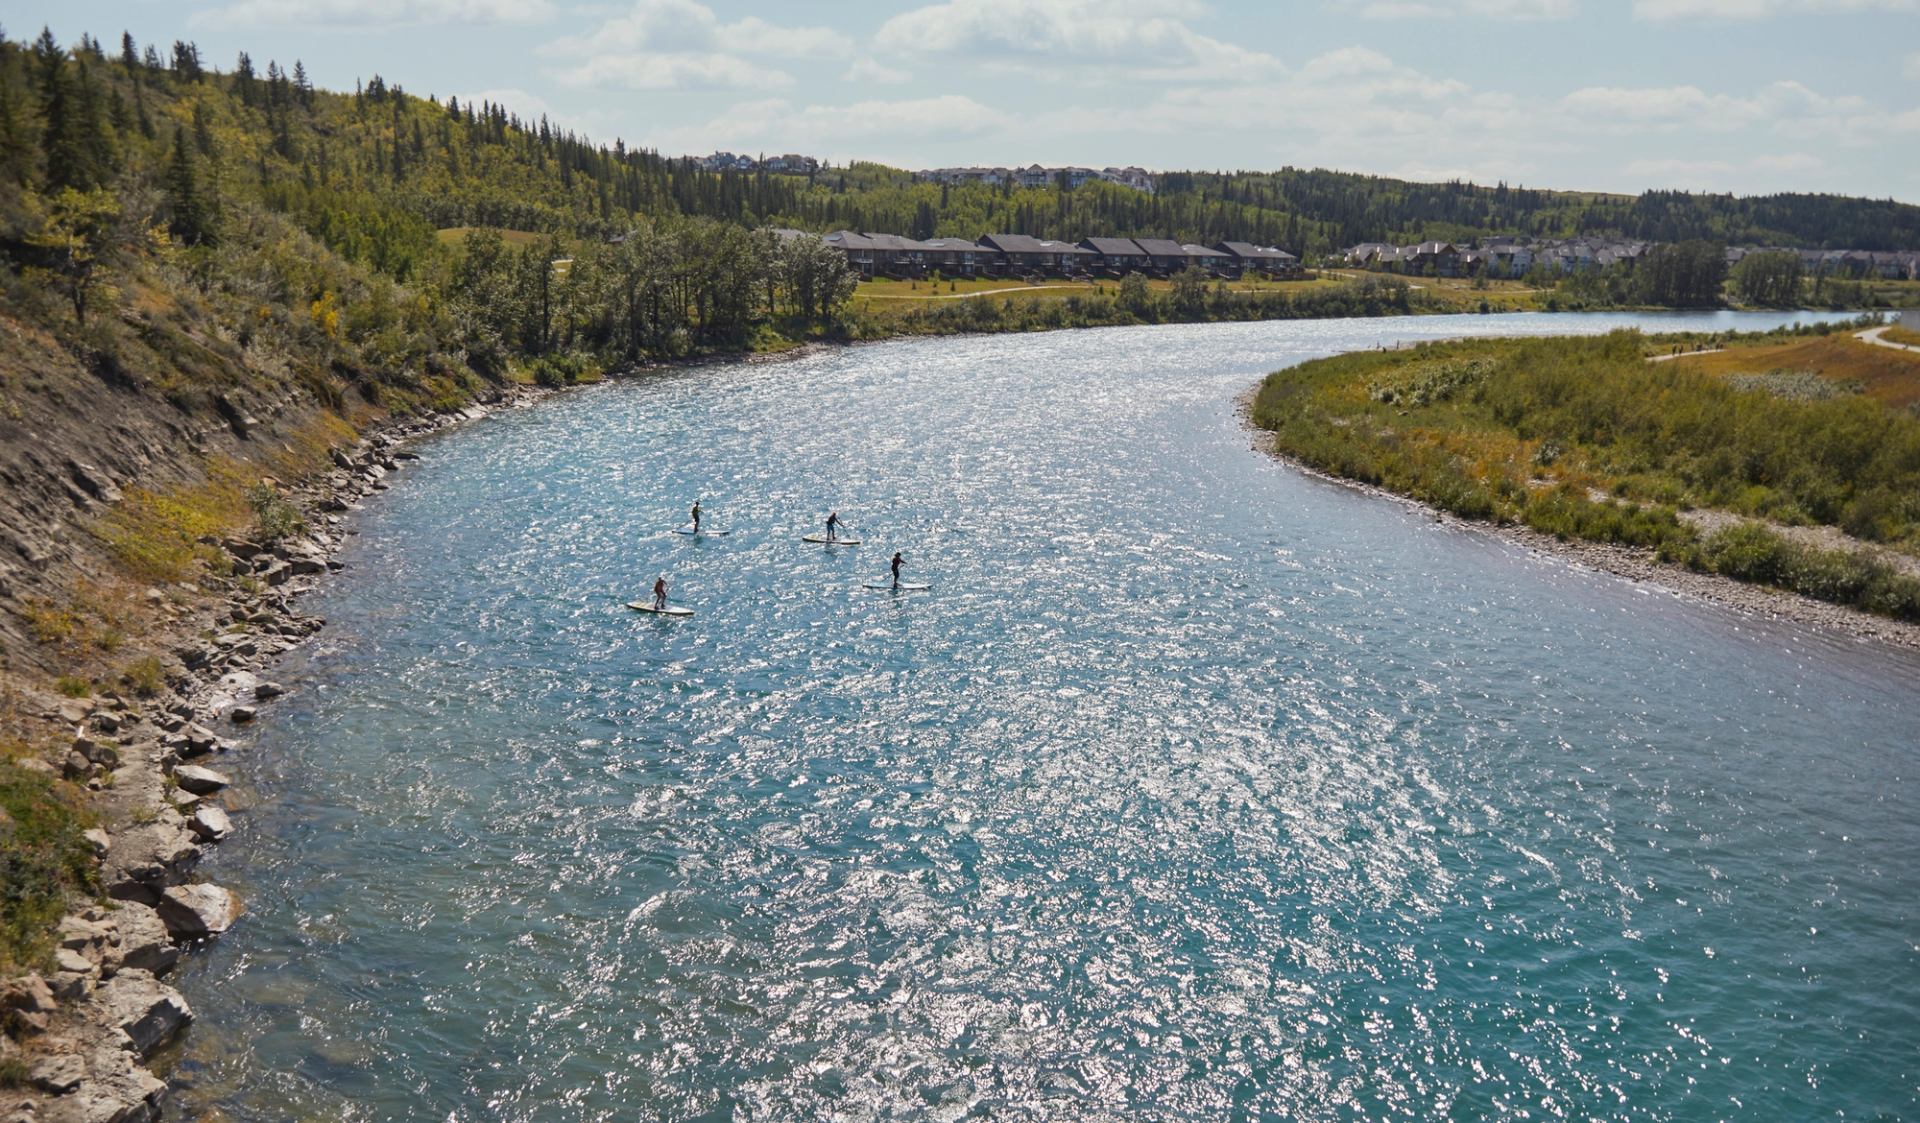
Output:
[171, 40, 201, 82]
[118, 32, 136, 72]
[191, 99, 212, 156]
[234, 51, 256, 105]
[0, 65, 29, 186]
[164, 125, 216, 245]
[35, 29, 99, 191]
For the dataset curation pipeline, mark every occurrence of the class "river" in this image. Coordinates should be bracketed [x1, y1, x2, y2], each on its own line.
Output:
[171, 312, 1920, 1121]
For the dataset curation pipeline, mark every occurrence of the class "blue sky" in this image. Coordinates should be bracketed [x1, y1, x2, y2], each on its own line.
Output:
[9, 0, 1918, 199]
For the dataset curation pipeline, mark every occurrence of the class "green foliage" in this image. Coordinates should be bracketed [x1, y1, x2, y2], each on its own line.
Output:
[519, 351, 602, 386]
[246, 482, 305, 543]
[119, 655, 165, 697]
[1253, 331, 1920, 621]
[1732, 250, 1804, 307]
[1692, 524, 1920, 620]
[1368, 356, 1494, 406]
[1633, 240, 1728, 308]
[0, 762, 98, 973]
[53, 676, 90, 698]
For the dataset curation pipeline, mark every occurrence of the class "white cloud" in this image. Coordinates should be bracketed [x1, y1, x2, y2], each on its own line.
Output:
[656, 94, 1007, 162]
[1632, 0, 1918, 19]
[195, 0, 553, 28]
[1347, 0, 1574, 18]
[541, 0, 849, 91]
[558, 53, 791, 92]
[1561, 84, 1766, 128]
[845, 58, 913, 85]
[873, 0, 1282, 81]
[1558, 79, 1890, 143]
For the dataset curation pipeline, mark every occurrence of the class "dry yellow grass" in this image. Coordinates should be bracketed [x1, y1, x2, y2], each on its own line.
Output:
[1668, 334, 1920, 409]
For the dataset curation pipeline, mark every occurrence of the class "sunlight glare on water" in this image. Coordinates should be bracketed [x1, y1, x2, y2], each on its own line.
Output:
[173, 313, 1919, 1121]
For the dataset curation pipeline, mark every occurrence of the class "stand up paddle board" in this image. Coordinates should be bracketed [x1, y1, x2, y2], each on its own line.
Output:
[863, 580, 931, 591]
[802, 534, 860, 545]
[626, 602, 694, 616]
[673, 526, 732, 536]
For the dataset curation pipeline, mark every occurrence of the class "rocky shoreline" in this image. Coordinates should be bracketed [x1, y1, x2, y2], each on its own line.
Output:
[1, 381, 555, 1123]
[1, 340, 840, 1122]
[1236, 389, 1920, 655]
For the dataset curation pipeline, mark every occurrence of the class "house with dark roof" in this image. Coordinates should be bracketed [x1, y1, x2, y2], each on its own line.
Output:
[1132, 237, 1192, 274]
[823, 231, 931, 278]
[1216, 242, 1300, 276]
[978, 234, 1094, 276]
[919, 237, 990, 277]
[1403, 241, 1461, 276]
[1080, 237, 1150, 275]
[1181, 244, 1234, 276]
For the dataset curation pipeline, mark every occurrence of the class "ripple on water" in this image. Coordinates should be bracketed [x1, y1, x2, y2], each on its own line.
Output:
[173, 313, 1920, 1122]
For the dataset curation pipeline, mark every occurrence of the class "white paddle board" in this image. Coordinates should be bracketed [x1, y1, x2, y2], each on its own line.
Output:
[802, 534, 860, 545]
[627, 602, 694, 616]
[673, 526, 732, 536]
[864, 580, 931, 591]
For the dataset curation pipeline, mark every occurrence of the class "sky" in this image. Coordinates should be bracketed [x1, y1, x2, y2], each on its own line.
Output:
[6, 0, 1918, 200]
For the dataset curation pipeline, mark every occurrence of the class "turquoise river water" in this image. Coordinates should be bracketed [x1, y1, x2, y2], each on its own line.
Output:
[171, 313, 1919, 1121]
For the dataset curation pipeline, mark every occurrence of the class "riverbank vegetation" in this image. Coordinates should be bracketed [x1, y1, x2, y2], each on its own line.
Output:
[1251, 323, 1920, 621]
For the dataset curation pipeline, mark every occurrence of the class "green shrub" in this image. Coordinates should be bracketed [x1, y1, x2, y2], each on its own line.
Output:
[0, 764, 98, 973]
[54, 676, 91, 698]
[248, 483, 307, 545]
[120, 655, 166, 698]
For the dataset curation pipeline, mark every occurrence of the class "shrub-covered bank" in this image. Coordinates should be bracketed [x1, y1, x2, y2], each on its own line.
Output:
[1250, 325, 1920, 624]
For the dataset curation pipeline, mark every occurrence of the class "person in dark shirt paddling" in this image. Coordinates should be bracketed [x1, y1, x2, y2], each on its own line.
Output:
[652, 575, 668, 611]
[826, 511, 842, 542]
[690, 500, 702, 534]
[890, 551, 904, 589]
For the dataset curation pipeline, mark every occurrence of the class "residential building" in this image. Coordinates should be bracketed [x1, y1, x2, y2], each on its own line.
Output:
[1080, 237, 1151, 274]
[1133, 237, 1193, 274]
[1215, 242, 1302, 276]
[1180, 244, 1235, 276]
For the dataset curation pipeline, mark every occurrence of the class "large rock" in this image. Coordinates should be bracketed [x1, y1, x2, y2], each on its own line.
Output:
[92, 971, 192, 1059]
[28, 1051, 85, 1094]
[170, 765, 229, 795]
[112, 905, 179, 978]
[67, 460, 123, 504]
[0, 974, 57, 1034]
[156, 884, 238, 940]
[188, 805, 231, 842]
[172, 724, 220, 757]
[39, 1033, 167, 1123]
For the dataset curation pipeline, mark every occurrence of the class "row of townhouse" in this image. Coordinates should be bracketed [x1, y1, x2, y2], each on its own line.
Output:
[1349, 237, 1920, 281]
[1344, 237, 1652, 277]
[696, 151, 821, 174]
[1728, 247, 1920, 281]
[807, 231, 1300, 280]
[912, 164, 1158, 193]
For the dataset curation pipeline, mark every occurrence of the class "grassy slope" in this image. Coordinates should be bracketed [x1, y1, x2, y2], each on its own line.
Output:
[1250, 324, 1920, 621]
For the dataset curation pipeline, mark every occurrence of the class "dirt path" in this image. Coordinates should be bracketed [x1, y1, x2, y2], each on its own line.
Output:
[1648, 347, 1724, 362]
[1856, 325, 1920, 354]
[866, 283, 1097, 302]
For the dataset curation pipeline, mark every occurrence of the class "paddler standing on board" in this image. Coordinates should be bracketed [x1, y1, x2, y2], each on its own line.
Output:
[690, 500, 702, 534]
[652, 575, 668, 611]
[826, 511, 843, 543]
[890, 551, 904, 589]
